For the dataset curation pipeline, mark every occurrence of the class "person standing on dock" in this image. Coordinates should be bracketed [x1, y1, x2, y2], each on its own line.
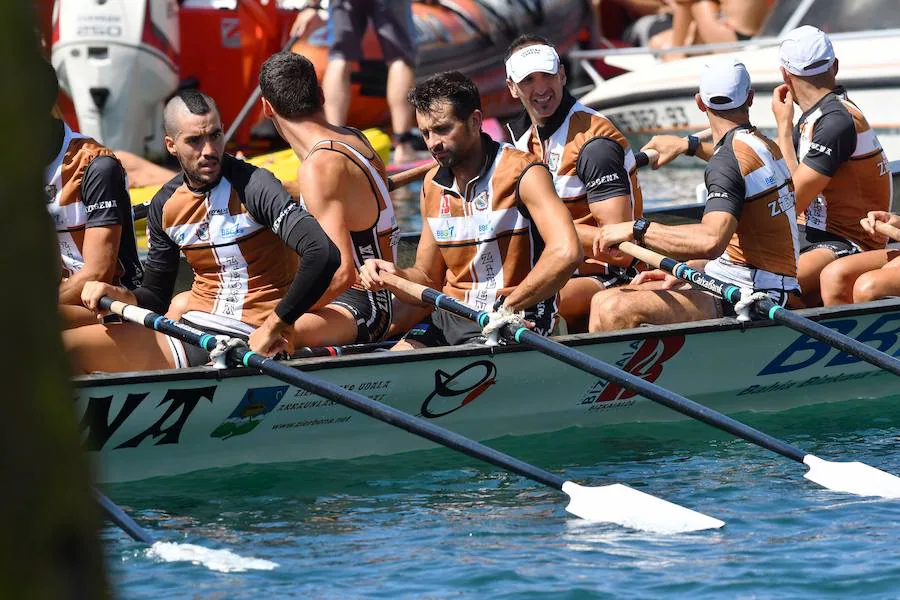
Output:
[590, 58, 800, 330]
[65, 90, 340, 373]
[770, 26, 893, 307]
[258, 51, 400, 346]
[359, 71, 581, 348]
[38, 60, 143, 330]
[504, 35, 644, 333]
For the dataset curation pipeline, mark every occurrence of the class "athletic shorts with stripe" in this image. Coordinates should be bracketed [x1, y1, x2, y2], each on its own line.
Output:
[330, 287, 392, 343]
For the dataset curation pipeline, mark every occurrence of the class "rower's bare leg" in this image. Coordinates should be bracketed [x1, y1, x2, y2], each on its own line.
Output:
[558, 277, 604, 334]
[390, 338, 426, 351]
[819, 250, 890, 306]
[387, 298, 432, 339]
[798, 248, 837, 307]
[59, 304, 101, 330]
[292, 305, 360, 348]
[323, 57, 352, 126]
[589, 287, 720, 332]
[386, 58, 416, 164]
[853, 250, 900, 303]
[63, 323, 176, 374]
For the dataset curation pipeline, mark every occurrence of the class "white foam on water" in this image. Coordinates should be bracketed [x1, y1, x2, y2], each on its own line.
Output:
[147, 542, 278, 573]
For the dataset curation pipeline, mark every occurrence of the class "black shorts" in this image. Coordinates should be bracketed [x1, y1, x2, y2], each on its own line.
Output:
[798, 225, 860, 258]
[330, 287, 392, 343]
[578, 262, 638, 289]
[327, 0, 416, 63]
[402, 299, 556, 348]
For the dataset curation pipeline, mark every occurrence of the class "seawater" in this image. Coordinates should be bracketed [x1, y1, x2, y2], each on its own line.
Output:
[106, 395, 900, 598]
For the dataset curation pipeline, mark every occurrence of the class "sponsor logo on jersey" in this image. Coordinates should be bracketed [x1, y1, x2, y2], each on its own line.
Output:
[439, 194, 452, 216]
[473, 191, 489, 212]
[44, 184, 57, 204]
[548, 152, 560, 171]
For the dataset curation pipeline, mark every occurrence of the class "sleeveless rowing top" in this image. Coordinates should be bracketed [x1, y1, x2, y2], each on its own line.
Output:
[44, 123, 142, 288]
[422, 134, 556, 317]
[301, 133, 399, 281]
[795, 87, 892, 252]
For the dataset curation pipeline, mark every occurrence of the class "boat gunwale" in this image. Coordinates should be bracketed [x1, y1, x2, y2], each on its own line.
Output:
[73, 298, 900, 388]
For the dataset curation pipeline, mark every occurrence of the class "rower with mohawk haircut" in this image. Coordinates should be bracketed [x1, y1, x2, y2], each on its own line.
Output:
[64, 89, 341, 373]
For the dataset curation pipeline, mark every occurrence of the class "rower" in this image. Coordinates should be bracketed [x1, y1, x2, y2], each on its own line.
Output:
[65, 90, 340, 373]
[771, 26, 892, 307]
[39, 60, 142, 329]
[819, 210, 900, 305]
[590, 57, 799, 331]
[359, 71, 581, 348]
[504, 35, 644, 332]
[258, 52, 399, 346]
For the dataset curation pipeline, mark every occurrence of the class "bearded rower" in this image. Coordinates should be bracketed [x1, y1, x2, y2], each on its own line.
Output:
[359, 71, 581, 347]
[504, 35, 644, 332]
[591, 58, 799, 331]
[65, 90, 340, 373]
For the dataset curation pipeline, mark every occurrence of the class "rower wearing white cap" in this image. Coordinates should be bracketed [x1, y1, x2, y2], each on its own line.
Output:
[504, 35, 644, 333]
[589, 58, 799, 331]
[772, 25, 892, 307]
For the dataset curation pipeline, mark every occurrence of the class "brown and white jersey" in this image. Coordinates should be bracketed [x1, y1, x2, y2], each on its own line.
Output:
[795, 87, 892, 251]
[44, 123, 142, 288]
[301, 133, 399, 281]
[144, 155, 309, 327]
[704, 126, 800, 292]
[507, 92, 643, 226]
[422, 135, 556, 318]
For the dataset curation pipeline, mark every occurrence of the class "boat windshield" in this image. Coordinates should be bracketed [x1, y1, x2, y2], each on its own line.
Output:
[760, 0, 900, 36]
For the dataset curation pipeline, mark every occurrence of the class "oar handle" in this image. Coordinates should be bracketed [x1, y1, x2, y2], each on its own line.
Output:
[618, 241, 664, 268]
[387, 159, 436, 192]
[98, 296, 570, 493]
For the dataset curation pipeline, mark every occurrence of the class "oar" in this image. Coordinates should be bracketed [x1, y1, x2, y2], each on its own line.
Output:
[98, 296, 724, 534]
[618, 241, 900, 378]
[95, 489, 153, 544]
[379, 272, 900, 499]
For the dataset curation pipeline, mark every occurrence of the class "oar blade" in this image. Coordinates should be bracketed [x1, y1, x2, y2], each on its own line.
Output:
[561, 481, 725, 534]
[803, 455, 900, 498]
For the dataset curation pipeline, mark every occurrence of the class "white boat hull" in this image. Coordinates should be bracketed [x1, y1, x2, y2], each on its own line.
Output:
[76, 300, 900, 483]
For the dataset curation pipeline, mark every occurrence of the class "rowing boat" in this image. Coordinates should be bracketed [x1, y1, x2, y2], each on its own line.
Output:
[77, 297, 900, 483]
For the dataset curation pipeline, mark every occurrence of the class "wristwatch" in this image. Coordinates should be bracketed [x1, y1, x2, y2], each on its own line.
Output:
[685, 135, 700, 157]
[633, 218, 651, 245]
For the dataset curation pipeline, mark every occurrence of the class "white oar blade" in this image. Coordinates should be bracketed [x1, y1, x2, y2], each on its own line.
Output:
[561, 481, 725, 534]
[148, 542, 278, 573]
[803, 455, 900, 498]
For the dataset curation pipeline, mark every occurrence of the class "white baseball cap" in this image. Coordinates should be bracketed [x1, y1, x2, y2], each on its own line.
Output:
[505, 44, 560, 83]
[779, 26, 835, 76]
[698, 57, 751, 110]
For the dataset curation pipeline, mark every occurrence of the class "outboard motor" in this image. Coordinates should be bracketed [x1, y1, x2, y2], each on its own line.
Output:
[51, 0, 180, 159]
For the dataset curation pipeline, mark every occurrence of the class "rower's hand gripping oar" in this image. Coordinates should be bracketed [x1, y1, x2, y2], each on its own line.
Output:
[98, 296, 724, 534]
[379, 272, 900, 500]
[612, 242, 900, 498]
[618, 241, 900, 379]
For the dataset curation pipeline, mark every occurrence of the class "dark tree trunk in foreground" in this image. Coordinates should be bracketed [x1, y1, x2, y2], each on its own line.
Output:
[0, 3, 109, 598]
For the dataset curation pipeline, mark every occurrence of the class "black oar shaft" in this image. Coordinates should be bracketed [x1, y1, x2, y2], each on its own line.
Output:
[98, 298, 567, 492]
[631, 246, 900, 378]
[416, 287, 808, 464]
[94, 490, 153, 545]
